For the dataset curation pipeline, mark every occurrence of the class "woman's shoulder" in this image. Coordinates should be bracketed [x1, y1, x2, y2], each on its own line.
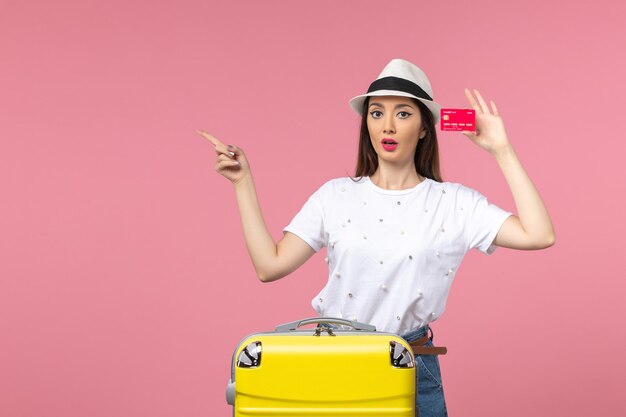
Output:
[435, 179, 488, 202]
[315, 176, 368, 192]
[303, 177, 367, 204]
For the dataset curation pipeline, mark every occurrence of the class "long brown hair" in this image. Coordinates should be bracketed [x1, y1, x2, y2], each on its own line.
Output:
[353, 97, 442, 182]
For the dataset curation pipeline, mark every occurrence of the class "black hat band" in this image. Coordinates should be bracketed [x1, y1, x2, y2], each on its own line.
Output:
[366, 76, 433, 102]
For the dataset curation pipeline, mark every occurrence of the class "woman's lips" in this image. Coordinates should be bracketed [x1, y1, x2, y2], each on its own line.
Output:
[381, 138, 398, 151]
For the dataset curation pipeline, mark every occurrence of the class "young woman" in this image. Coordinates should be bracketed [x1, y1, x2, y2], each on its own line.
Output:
[200, 58, 555, 417]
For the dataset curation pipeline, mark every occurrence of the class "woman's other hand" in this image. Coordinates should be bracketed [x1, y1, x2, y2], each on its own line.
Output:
[461, 89, 511, 156]
[197, 130, 251, 185]
[196, 130, 315, 281]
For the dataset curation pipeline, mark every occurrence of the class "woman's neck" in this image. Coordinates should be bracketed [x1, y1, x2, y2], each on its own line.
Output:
[370, 164, 423, 190]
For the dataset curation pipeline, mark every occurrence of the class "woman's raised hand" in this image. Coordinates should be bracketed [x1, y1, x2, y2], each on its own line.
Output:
[461, 89, 512, 156]
[197, 130, 251, 185]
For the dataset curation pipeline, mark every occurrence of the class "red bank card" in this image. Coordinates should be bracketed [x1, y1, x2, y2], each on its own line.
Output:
[440, 108, 476, 131]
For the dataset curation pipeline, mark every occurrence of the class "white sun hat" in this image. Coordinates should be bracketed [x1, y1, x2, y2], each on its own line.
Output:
[349, 58, 441, 124]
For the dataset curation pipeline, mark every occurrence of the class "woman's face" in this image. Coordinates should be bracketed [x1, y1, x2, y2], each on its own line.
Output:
[366, 95, 426, 165]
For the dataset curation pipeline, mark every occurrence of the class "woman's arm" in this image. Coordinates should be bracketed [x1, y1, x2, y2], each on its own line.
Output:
[461, 90, 555, 250]
[198, 131, 316, 281]
[232, 173, 316, 281]
[491, 145, 555, 249]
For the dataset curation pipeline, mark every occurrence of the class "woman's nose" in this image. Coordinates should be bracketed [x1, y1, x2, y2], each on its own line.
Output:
[383, 116, 396, 134]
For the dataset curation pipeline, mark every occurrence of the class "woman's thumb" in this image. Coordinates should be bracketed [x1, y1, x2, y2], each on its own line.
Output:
[461, 131, 476, 140]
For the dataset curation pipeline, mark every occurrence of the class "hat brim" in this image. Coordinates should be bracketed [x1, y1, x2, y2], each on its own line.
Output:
[349, 90, 441, 124]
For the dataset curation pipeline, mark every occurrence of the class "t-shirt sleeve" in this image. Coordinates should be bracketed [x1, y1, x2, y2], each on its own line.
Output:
[463, 187, 512, 255]
[283, 188, 326, 252]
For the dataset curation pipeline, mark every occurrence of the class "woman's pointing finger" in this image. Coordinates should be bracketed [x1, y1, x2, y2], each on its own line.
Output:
[197, 130, 223, 148]
[197, 129, 236, 157]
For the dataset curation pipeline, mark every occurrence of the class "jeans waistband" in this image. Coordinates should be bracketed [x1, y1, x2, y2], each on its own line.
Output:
[400, 325, 431, 343]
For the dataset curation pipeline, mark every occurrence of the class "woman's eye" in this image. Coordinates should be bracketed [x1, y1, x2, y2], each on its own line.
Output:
[398, 111, 412, 118]
[369, 110, 383, 118]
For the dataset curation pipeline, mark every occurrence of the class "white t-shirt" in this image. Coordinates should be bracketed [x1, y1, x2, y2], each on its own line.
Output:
[283, 176, 512, 335]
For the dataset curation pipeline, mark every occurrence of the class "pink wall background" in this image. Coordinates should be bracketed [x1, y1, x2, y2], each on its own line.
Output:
[2, 0, 625, 416]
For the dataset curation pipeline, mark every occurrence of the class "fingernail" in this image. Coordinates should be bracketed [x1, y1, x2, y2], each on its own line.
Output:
[229, 151, 235, 156]
[227, 144, 234, 149]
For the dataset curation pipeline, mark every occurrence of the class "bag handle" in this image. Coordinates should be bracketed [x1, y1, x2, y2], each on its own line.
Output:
[275, 317, 376, 332]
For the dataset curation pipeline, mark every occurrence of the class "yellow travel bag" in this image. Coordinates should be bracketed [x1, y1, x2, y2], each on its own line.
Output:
[226, 317, 416, 416]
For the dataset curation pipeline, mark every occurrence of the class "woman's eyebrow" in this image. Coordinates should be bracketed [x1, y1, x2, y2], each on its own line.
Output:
[369, 102, 415, 109]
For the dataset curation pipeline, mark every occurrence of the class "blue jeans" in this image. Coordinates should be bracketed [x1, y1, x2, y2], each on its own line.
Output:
[401, 326, 449, 417]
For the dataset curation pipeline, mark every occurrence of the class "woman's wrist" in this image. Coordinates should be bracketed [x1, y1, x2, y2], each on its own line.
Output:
[491, 142, 516, 161]
[233, 172, 254, 190]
